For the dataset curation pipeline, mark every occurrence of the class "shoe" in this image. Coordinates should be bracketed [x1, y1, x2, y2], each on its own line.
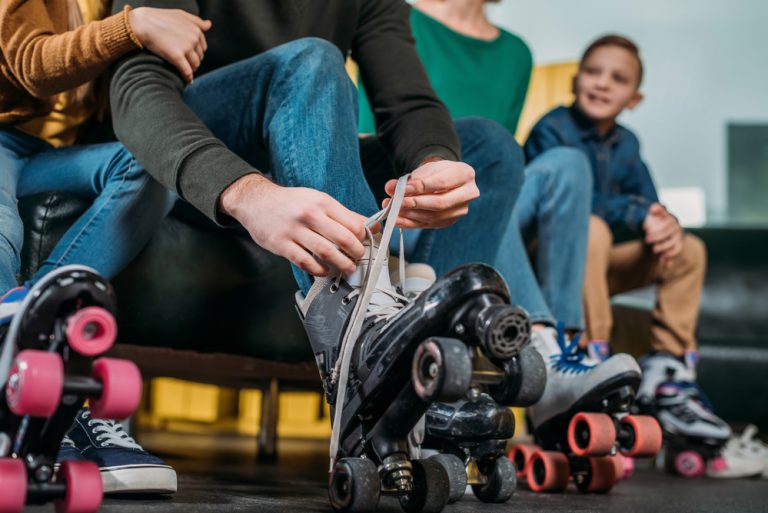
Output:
[705, 454, 765, 479]
[586, 340, 610, 362]
[55, 434, 86, 465]
[68, 409, 177, 494]
[715, 425, 768, 478]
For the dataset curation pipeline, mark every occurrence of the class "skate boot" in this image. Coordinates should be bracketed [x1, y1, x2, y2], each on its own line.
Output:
[510, 325, 662, 494]
[297, 176, 536, 513]
[636, 352, 733, 478]
[0, 265, 142, 513]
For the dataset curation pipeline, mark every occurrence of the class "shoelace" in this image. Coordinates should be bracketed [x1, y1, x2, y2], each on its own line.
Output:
[549, 321, 592, 375]
[61, 435, 78, 448]
[83, 414, 143, 450]
[327, 174, 410, 470]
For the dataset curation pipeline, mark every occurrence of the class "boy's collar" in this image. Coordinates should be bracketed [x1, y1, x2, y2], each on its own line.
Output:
[569, 103, 621, 144]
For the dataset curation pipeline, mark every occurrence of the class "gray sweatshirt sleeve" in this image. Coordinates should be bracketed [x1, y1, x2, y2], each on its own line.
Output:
[109, 0, 255, 224]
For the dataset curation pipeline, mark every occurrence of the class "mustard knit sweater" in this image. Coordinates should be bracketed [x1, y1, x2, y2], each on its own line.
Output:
[0, 0, 140, 125]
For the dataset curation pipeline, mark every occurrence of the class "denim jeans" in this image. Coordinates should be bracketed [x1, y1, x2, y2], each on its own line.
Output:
[495, 147, 592, 329]
[0, 127, 173, 293]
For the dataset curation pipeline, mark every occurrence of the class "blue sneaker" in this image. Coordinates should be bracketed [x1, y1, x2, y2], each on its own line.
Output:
[55, 434, 86, 466]
[68, 409, 177, 494]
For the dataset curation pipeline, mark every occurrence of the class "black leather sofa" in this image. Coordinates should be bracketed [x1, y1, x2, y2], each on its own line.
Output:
[19, 194, 768, 443]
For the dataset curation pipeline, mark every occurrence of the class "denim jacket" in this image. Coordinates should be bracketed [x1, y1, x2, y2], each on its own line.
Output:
[524, 105, 658, 235]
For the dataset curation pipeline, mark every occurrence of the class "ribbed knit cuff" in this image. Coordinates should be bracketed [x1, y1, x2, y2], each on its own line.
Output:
[101, 5, 142, 58]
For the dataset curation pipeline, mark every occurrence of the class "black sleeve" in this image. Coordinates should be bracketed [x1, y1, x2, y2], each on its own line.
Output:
[352, 0, 460, 174]
[109, 0, 255, 224]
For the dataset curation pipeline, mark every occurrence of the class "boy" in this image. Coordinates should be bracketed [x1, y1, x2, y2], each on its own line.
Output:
[524, 35, 748, 477]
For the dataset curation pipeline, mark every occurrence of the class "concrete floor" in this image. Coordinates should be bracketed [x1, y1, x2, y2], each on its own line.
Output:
[23, 432, 768, 513]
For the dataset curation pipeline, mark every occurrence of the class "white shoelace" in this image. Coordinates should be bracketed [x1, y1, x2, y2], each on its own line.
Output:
[327, 174, 410, 470]
[87, 418, 143, 450]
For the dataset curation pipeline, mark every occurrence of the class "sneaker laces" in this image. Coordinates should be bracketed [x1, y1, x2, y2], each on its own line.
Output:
[82, 411, 143, 450]
[61, 434, 77, 449]
[550, 321, 592, 375]
[328, 174, 410, 470]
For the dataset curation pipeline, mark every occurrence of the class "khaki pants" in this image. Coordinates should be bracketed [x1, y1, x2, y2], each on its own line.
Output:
[582, 215, 707, 356]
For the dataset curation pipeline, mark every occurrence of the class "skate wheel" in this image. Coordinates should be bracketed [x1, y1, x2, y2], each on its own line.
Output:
[429, 453, 466, 503]
[54, 460, 102, 513]
[399, 459, 450, 513]
[525, 450, 569, 493]
[567, 412, 616, 457]
[508, 443, 538, 480]
[674, 450, 705, 477]
[575, 456, 617, 493]
[6, 350, 63, 417]
[489, 345, 546, 407]
[0, 458, 27, 513]
[472, 456, 517, 504]
[66, 307, 117, 356]
[412, 338, 472, 402]
[88, 358, 142, 420]
[619, 415, 663, 457]
[329, 458, 380, 513]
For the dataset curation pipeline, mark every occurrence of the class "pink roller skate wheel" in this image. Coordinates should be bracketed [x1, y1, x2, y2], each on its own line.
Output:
[674, 450, 705, 477]
[6, 350, 64, 417]
[66, 307, 117, 356]
[0, 458, 27, 513]
[89, 358, 142, 420]
[54, 460, 102, 513]
[622, 455, 635, 478]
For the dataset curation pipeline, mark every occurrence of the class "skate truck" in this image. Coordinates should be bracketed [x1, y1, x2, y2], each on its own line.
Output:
[510, 374, 662, 494]
[0, 266, 142, 513]
[299, 176, 545, 513]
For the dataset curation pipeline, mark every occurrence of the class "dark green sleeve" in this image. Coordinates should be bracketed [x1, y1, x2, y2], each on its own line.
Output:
[352, 0, 460, 172]
[109, 0, 255, 224]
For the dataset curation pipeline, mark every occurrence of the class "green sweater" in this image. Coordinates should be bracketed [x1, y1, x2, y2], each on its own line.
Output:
[359, 8, 533, 136]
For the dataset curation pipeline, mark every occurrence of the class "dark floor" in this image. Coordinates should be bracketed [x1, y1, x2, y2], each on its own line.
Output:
[24, 432, 768, 513]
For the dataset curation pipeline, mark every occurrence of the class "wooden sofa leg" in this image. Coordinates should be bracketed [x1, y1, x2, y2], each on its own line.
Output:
[258, 378, 279, 462]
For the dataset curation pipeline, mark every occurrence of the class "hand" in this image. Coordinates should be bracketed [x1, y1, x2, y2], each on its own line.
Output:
[128, 8, 212, 84]
[219, 174, 367, 277]
[382, 159, 479, 229]
[643, 203, 683, 267]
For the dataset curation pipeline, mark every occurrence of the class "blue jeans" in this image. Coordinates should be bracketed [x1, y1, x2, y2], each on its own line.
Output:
[182, 38, 377, 294]
[495, 147, 592, 329]
[0, 127, 173, 292]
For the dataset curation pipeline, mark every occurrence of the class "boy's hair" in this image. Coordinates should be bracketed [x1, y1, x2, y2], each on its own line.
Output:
[580, 34, 644, 86]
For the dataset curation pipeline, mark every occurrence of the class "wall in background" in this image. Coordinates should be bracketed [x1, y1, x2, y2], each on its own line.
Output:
[487, 0, 768, 223]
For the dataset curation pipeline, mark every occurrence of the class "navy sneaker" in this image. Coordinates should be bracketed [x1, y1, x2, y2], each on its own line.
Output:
[56, 434, 86, 466]
[68, 409, 177, 494]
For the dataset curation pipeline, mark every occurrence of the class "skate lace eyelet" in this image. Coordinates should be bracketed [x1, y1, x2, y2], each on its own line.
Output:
[341, 295, 351, 305]
[329, 284, 339, 294]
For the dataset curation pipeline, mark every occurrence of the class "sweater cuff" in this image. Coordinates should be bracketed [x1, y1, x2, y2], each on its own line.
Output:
[410, 145, 460, 171]
[101, 6, 142, 58]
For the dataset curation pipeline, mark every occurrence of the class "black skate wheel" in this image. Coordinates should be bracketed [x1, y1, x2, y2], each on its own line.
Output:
[488, 344, 546, 407]
[329, 458, 380, 513]
[472, 456, 517, 503]
[412, 338, 472, 402]
[399, 459, 450, 513]
[429, 453, 467, 503]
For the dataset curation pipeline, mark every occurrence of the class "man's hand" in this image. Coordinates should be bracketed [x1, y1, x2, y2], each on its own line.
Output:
[382, 159, 479, 228]
[219, 174, 367, 277]
[643, 203, 683, 268]
[128, 8, 212, 84]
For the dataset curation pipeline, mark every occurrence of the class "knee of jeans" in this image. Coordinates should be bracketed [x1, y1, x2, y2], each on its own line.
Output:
[0, 206, 23, 269]
[588, 215, 613, 250]
[275, 37, 346, 81]
[540, 147, 592, 192]
[454, 117, 524, 188]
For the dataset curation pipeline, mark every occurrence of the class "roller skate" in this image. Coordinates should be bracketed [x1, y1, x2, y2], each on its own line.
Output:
[509, 326, 662, 494]
[0, 265, 142, 513]
[296, 176, 536, 512]
[635, 352, 748, 478]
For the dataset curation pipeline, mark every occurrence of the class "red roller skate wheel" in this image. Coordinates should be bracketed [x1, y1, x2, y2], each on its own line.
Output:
[567, 412, 616, 457]
[577, 456, 617, 493]
[0, 458, 27, 513]
[66, 307, 117, 357]
[619, 415, 663, 457]
[674, 450, 705, 477]
[88, 358, 142, 420]
[54, 460, 102, 513]
[525, 450, 569, 493]
[6, 350, 63, 417]
[508, 443, 538, 480]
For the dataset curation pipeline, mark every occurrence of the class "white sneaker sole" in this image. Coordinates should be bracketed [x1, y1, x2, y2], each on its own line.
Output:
[101, 465, 178, 494]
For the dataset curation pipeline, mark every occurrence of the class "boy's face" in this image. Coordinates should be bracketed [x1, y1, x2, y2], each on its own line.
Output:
[573, 45, 643, 124]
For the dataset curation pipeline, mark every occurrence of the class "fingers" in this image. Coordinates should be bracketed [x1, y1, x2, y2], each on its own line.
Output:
[323, 200, 368, 245]
[171, 53, 194, 84]
[409, 162, 476, 195]
[294, 228, 357, 275]
[646, 218, 679, 244]
[308, 210, 366, 261]
[400, 181, 478, 211]
[186, 49, 201, 72]
[181, 10, 212, 30]
[282, 241, 331, 278]
[652, 233, 682, 256]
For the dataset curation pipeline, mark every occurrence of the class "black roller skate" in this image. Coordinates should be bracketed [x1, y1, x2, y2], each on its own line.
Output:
[0, 265, 142, 513]
[296, 176, 537, 513]
[510, 326, 662, 494]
